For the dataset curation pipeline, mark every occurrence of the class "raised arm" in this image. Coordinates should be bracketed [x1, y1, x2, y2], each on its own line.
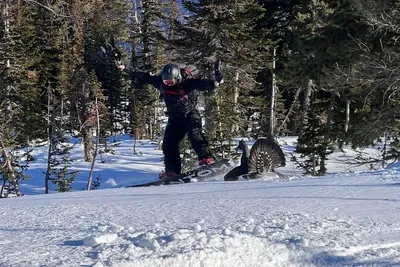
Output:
[181, 79, 218, 93]
[119, 64, 162, 88]
[181, 59, 224, 92]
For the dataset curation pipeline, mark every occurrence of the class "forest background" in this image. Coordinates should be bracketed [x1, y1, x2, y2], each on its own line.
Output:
[0, 0, 399, 196]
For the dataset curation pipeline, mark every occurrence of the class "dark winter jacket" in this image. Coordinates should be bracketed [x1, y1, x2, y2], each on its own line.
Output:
[125, 70, 216, 118]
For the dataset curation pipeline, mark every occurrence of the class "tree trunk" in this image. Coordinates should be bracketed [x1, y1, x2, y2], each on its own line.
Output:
[312, 152, 317, 176]
[44, 119, 56, 194]
[87, 97, 100, 190]
[298, 79, 313, 140]
[345, 98, 350, 132]
[232, 70, 239, 133]
[81, 76, 94, 162]
[326, 90, 336, 130]
[280, 87, 301, 132]
[83, 128, 93, 162]
[0, 179, 7, 198]
[4, 0, 10, 69]
[270, 47, 277, 137]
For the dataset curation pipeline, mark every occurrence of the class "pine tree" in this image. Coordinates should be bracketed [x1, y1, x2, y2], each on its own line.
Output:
[174, 1, 270, 143]
[10, 2, 49, 143]
[275, 1, 377, 174]
[84, 0, 130, 137]
[45, 119, 78, 192]
[294, 105, 334, 176]
[256, 0, 302, 136]
[0, 1, 41, 196]
[127, 0, 167, 139]
[51, 0, 129, 162]
[341, 0, 400, 149]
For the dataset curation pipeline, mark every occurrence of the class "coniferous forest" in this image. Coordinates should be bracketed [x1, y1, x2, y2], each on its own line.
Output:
[0, 0, 399, 195]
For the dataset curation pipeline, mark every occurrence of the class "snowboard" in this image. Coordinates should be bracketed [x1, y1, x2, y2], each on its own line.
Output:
[128, 158, 232, 188]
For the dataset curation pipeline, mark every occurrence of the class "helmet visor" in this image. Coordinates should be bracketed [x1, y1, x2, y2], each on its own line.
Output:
[163, 78, 177, 86]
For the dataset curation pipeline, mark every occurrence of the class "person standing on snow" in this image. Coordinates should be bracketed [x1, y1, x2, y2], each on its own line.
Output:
[119, 62, 223, 179]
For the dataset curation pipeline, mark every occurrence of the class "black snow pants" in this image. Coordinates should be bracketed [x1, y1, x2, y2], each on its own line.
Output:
[162, 109, 213, 174]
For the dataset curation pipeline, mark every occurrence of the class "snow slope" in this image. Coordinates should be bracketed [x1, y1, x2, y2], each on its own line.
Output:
[1, 136, 400, 266]
[20, 135, 387, 194]
[2, 170, 400, 267]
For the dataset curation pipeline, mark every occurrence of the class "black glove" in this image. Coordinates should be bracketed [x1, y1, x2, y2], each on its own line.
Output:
[214, 58, 223, 84]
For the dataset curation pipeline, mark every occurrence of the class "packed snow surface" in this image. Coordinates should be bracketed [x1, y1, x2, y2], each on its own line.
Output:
[1, 136, 400, 266]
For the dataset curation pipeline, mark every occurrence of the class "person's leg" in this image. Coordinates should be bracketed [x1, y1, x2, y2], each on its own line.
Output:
[186, 109, 214, 161]
[162, 118, 186, 174]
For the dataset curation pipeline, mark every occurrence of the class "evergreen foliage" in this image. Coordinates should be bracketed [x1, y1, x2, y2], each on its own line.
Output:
[45, 123, 78, 193]
[90, 175, 102, 190]
[1, 0, 400, 195]
[0, 148, 31, 198]
[179, 137, 198, 172]
[127, 0, 167, 139]
[294, 105, 334, 176]
[174, 0, 271, 147]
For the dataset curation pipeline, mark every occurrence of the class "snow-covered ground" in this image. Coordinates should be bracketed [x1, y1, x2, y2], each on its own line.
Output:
[1, 135, 400, 267]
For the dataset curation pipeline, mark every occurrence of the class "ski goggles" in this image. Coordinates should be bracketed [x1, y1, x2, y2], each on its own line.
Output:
[162, 78, 177, 86]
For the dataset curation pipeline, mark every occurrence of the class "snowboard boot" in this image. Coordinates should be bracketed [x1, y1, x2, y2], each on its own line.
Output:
[158, 171, 177, 180]
[199, 157, 216, 166]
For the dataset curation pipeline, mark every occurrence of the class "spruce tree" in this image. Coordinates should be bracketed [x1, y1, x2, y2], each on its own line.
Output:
[341, 0, 400, 150]
[84, 0, 130, 137]
[45, 119, 78, 193]
[127, 0, 167, 139]
[0, 1, 40, 196]
[174, 1, 270, 144]
[294, 103, 334, 176]
[256, 0, 302, 135]
[277, 1, 375, 174]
